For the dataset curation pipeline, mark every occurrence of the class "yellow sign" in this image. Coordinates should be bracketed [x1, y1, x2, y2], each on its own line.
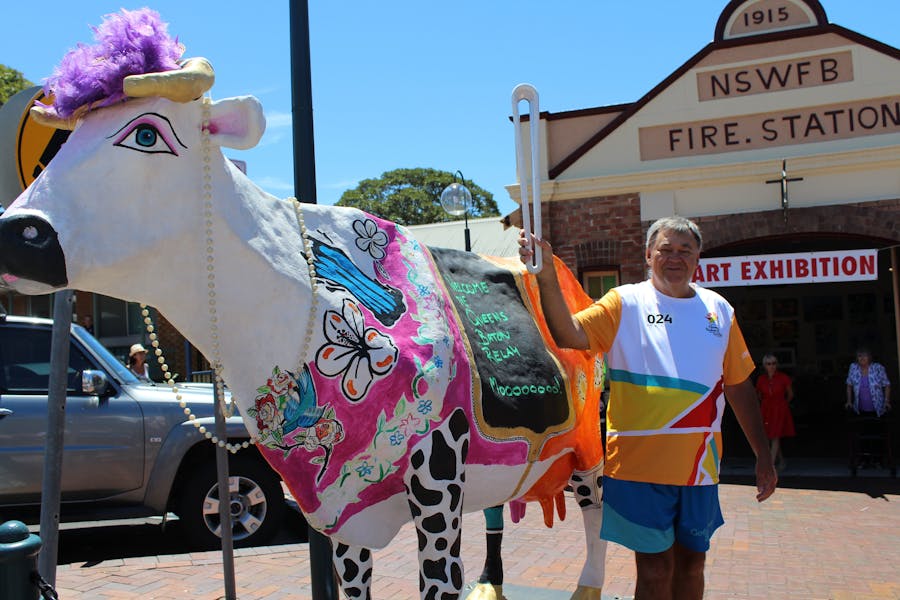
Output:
[16, 91, 69, 190]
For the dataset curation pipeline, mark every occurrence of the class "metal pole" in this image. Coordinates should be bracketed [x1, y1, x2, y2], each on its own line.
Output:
[213, 379, 236, 600]
[289, 2, 338, 598]
[891, 248, 900, 385]
[464, 210, 471, 252]
[37, 289, 73, 585]
[291, 0, 317, 205]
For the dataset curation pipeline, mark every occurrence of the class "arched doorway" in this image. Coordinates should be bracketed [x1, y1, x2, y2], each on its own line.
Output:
[702, 233, 897, 459]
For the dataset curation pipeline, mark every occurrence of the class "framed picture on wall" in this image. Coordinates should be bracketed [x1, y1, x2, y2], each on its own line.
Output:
[772, 319, 797, 341]
[772, 347, 796, 368]
[803, 295, 843, 321]
[848, 293, 875, 320]
[740, 298, 768, 321]
[772, 298, 798, 318]
[743, 321, 768, 350]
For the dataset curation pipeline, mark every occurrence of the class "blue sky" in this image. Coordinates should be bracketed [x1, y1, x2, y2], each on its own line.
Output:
[3, 1, 899, 216]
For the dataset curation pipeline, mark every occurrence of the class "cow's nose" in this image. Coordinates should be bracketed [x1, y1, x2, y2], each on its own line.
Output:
[0, 213, 68, 287]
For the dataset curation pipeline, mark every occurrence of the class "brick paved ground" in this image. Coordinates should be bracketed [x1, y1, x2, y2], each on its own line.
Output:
[54, 478, 900, 599]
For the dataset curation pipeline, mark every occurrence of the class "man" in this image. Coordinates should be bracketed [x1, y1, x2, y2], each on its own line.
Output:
[519, 216, 776, 600]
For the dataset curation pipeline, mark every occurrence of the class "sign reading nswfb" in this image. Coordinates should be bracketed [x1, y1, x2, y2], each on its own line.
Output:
[693, 249, 878, 287]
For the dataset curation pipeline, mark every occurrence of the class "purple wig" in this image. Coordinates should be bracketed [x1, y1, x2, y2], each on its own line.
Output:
[43, 8, 183, 118]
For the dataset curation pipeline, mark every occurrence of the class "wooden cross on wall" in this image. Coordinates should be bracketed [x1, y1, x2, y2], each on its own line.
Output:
[766, 159, 803, 223]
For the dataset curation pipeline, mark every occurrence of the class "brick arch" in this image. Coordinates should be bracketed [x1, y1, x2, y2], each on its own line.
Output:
[691, 200, 900, 252]
[548, 193, 644, 281]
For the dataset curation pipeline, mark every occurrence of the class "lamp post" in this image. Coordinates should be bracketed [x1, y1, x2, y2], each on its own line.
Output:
[440, 170, 472, 251]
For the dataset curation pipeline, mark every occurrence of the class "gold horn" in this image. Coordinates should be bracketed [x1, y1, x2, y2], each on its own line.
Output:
[123, 57, 215, 103]
[29, 104, 82, 131]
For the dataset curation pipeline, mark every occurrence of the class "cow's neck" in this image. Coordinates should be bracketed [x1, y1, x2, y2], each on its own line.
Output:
[141, 177, 316, 402]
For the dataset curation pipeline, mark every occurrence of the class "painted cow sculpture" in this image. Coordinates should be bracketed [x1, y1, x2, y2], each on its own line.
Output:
[0, 11, 606, 599]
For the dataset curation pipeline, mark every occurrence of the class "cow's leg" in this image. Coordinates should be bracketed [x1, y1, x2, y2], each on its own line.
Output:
[465, 505, 505, 600]
[333, 542, 373, 599]
[569, 463, 606, 600]
[406, 408, 469, 600]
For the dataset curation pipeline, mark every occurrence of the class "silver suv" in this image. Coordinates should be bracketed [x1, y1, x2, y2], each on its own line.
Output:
[0, 314, 286, 548]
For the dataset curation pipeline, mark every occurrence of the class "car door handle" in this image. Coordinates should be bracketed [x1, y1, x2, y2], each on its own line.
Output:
[0, 408, 12, 419]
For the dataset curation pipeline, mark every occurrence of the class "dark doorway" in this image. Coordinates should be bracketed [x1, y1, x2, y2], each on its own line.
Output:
[703, 234, 898, 459]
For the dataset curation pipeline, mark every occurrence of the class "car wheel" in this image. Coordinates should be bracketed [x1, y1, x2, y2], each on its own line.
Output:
[177, 452, 286, 549]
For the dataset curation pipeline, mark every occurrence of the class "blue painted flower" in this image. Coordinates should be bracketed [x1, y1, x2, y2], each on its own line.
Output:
[389, 431, 406, 446]
[355, 461, 374, 478]
[417, 399, 433, 415]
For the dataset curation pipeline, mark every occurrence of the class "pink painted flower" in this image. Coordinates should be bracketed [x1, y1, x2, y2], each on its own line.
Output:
[399, 413, 421, 436]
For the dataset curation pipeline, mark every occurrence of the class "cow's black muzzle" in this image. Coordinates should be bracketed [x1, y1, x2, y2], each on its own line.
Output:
[0, 213, 68, 287]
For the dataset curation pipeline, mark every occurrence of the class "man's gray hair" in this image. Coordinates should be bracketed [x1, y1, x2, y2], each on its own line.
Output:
[645, 216, 703, 251]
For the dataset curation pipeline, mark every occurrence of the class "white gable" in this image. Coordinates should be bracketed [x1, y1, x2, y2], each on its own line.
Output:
[564, 34, 900, 181]
[520, 1, 900, 223]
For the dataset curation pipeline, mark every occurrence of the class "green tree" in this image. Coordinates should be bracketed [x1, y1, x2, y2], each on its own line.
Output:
[336, 167, 499, 226]
[0, 64, 34, 107]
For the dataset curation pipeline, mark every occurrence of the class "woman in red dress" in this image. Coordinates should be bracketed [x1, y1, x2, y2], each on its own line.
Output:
[755, 353, 795, 471]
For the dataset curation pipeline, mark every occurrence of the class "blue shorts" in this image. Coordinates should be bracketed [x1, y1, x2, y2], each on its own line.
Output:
[600, 476, 724, 553]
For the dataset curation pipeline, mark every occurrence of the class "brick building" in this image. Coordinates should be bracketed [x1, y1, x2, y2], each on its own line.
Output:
[507, 0, 900, 457]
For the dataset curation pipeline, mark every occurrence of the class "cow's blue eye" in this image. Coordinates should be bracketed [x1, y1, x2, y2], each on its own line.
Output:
[110, 113, 184, 156]
[135, 125, 157, 147]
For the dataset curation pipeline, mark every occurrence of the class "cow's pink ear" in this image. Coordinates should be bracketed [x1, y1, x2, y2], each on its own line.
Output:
[207, 96, 266, 150]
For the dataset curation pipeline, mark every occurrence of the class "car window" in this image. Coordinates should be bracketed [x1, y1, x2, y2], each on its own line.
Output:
[72, 324, 140, 384]
[0, 326, 95, 394]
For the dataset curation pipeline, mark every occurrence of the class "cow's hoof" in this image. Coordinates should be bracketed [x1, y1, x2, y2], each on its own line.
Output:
[466, 582, 503, 600]
[570, 585, 603, 600]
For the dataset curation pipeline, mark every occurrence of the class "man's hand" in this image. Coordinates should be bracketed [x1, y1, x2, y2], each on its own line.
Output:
[518, 230, 590, 351]
[755, 460, 777, 502]
[518, 231, 554, 274]
[725, 378, 778, 502]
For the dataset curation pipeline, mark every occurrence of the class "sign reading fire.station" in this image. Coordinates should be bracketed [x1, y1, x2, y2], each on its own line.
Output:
[640, 96, 900, 160]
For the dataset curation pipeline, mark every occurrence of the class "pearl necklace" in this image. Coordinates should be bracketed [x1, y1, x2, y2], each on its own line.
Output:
[136, 98, 320, 455]
[291, 197, 320, 366]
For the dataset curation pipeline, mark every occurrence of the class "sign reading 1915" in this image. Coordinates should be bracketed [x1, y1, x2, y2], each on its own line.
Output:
[741, 6, 789, 28]
[725, 0, 816, 39]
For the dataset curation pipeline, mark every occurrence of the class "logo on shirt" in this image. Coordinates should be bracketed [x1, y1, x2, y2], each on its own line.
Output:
[705, 312, 722, 337]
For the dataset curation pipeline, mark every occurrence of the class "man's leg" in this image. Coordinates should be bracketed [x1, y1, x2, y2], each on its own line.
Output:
[672, 542, 706, 600]
[635, 548, 674, 600]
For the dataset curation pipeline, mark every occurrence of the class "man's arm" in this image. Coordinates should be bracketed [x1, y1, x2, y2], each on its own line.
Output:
[519, 232, 590, 350]
[724, 378, 777, 502]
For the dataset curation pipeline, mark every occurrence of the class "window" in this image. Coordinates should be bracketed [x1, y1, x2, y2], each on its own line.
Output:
[0, 291, 53, 318]
[582, 269, 619, 300]
[0, 325, 94, 394]
[95, 295, 145, 338]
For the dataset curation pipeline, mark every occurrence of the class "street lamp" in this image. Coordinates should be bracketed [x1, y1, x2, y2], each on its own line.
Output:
[440, 170, 472, 251]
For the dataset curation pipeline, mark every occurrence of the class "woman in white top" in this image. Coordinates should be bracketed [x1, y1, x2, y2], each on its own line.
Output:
[128, 343, 151, 382]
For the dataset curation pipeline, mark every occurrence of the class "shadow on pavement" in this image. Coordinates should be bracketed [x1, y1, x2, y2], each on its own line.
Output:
[721, 472, 900, 499]
[48, 507, 310, 565]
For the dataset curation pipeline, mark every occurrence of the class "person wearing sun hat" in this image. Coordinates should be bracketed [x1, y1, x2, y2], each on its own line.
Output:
[128, 343, 151, 382]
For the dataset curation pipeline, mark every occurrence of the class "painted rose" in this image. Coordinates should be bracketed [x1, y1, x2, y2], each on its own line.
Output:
[314, 419, 345, 447]
[269, 369, 295, 395]
[254, 393, 284, 432]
